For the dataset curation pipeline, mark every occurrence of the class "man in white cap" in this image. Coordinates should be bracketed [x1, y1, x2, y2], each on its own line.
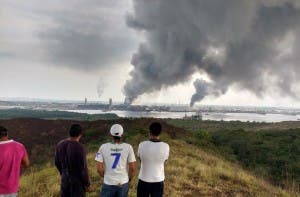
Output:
[95, 124, 136, 197]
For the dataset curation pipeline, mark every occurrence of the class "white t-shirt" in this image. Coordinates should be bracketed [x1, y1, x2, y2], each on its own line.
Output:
[138, 140, 170, 182]
[95, 142, 136, 185]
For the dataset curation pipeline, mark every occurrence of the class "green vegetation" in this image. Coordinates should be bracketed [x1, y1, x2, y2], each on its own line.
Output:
[2, 117, 296, 196]
[20, 130, 294, 197]
[211, 129, 300, 186]
[0, 109, 118, 120]
[167, 119, 300, 191]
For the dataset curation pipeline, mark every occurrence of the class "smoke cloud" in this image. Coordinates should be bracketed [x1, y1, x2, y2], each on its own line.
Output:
[123, 0, 300, 105]
[190, 79, 213, 107]
[38, 0, 138, 71]
[97, 79, 105, 98]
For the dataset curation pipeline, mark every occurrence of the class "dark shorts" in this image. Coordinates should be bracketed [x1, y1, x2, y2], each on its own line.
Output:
[60, 175, 85, 197]
[137, 179, 164, 197]
[100, 183, 129, 197]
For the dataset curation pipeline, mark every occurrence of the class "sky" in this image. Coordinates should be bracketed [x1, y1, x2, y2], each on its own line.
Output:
[1, 0, 300, 107]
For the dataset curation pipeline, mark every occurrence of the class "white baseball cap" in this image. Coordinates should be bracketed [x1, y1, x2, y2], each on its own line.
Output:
[110, 124, 124, 137]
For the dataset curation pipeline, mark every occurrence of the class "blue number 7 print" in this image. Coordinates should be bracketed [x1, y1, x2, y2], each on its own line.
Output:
[111, 153, 121, 169]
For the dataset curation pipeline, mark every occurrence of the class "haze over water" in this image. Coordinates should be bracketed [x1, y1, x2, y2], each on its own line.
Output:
[66, 110, 300, 123]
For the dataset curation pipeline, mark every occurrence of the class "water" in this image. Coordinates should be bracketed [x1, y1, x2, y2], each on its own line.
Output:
[66, 110, 300, 123]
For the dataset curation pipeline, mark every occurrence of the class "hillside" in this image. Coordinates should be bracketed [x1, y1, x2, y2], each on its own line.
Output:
[0, 118, 298, 196]
[167, 119, 300, 189]
[0, 109, 118, 120]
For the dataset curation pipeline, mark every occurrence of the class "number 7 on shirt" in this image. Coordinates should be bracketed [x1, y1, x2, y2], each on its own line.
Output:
[111, 153, 121, 169]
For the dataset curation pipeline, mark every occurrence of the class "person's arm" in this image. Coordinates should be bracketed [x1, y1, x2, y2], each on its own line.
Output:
[78, 145, 90, 189]
[21, 155, 30, 168]
[95, 145, 104, 177]
[54, 146, 62, 174]
[128, 162, 135, 182]
[96, 162, 104, 177]
[164, 143, 170, 162]
[128, 145, 136, 181]
[137, 143, 142, 162]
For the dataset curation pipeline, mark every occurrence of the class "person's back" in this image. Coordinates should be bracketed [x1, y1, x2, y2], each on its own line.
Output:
[95, 124, 136, 197]
[55, 124, 90, 197]
[55, 139, 88, 181]
[137, 122, 169, 197]
[138, 140, 169, 183]
[0, 126, 29, 196]
[97, 142, 135, 185]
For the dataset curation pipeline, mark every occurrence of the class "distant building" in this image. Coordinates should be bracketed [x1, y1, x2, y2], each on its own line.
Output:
[85, 98, 87, 105]
[124, 97, 131, 105]
[184, 111, 202, 120]
[109, 98, 112, 110]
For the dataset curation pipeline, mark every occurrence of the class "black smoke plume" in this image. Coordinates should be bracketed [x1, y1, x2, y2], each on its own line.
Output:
[123, 0, 300, 106]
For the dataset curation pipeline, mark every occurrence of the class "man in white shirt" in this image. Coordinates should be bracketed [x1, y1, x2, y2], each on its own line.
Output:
[95, 124, 136, 197]
[137, 122, 170, 197]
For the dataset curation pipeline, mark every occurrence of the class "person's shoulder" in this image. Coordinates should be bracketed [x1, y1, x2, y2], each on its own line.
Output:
[160, 141, 169, 148]
[122, 142, 134, 149]
[138, 141, 150, 149]
[161, 141, 169, 145]
[122, 142, 132, 146]
[102, 142, 111, 146]
[99, 142, 111, 149]
[9, 141, 27, 153]
[57, 139, 67, 146]
[138, 141, 149, 146]
[11, 140, 25, 148]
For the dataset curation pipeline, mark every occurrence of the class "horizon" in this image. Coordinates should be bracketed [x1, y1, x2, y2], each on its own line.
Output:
[2, 96, 300, 109]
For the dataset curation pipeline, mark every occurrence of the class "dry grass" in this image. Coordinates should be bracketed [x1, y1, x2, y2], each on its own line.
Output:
[20, 133, 298, 197]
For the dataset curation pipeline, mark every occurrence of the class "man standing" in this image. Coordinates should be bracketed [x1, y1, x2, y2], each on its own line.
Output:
[0, 126, 30, 197]
[137, 122, 170, 197]
[55, 124, 90, 197]
[95, 124, 136, 197]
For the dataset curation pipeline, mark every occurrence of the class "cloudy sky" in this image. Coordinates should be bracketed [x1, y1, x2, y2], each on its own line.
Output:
[1, 0, 300, 107]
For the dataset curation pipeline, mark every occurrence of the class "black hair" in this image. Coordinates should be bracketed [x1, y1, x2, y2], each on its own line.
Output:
[113, 136, 121, 141]
[149, 122, 162, 136]
[0, 126, 8, 138]
[69, 124, 82, 137]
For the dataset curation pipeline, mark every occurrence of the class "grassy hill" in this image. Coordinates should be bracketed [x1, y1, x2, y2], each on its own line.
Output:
[0, 118, 298, 196]
[167, 119, 300, 190]
[20, 134, 293, 197]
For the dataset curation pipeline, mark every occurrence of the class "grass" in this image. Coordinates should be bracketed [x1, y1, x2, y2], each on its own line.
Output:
[20, 131, 297, 197]
[167, 119, 300, 191]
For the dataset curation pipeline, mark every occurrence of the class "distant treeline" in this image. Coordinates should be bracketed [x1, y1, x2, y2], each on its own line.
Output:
[168, 119, 300, 189]
[0, 108, 118, 120]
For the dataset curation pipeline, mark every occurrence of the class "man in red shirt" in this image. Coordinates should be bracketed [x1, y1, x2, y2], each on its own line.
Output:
[0, 126, 30, 197]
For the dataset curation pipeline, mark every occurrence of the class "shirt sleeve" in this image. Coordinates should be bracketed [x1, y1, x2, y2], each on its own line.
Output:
[127, 145, 136, 163]
[79, 145, 90, 188]
[165, 144, 170, 160]
[54, 144, 62, 174]
[95, 145, 104, 162]
[22, 144, 28, 158]
[137, 143, 141, 158]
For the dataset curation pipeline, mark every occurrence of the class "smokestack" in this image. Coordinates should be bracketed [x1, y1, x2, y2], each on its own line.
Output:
[124, 97, 131, 105]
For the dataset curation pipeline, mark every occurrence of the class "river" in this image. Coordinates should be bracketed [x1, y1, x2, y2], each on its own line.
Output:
[65, 110, 300, 123]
